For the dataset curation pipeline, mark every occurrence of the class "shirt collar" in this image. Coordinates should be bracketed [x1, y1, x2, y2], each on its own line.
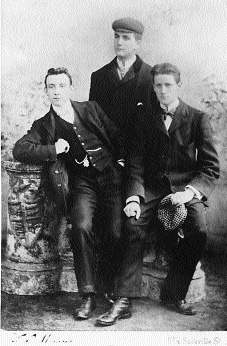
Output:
[160, 98, 180, 112]
[52, 100, 73, 116]
[117, 55, 136, 71]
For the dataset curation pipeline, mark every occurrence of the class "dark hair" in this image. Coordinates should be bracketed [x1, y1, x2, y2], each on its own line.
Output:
[114, 30, 142, 41]
[44, 67, 72, 87]
[134, 32, 142, 41]
[151, 63, 181, 84]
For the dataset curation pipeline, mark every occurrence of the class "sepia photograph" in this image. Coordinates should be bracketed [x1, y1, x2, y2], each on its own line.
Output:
[1, 0, 227, 344]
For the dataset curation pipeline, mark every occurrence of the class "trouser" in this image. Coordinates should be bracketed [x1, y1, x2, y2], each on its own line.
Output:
[116, 197, 207, 300]
[68, 163, 125, 296]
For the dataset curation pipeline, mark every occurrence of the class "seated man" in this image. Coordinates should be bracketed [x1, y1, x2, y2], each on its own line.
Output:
[96, 62, 220, 326]
[13, 67, 126, 321]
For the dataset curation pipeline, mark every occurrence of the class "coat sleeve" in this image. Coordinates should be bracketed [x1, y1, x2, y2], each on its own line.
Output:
[13, 120, 57, 164]
[189, 113, 220, 199]
[125, 118, 146, 200]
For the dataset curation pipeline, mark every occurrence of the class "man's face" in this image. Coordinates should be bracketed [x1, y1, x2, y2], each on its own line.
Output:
[153, 74, 181, 107]
[45, 73, 73, 107]
[114, 31, 140, 60]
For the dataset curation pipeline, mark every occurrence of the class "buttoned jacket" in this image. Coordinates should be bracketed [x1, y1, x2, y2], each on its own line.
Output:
[126, 99, 220, 203]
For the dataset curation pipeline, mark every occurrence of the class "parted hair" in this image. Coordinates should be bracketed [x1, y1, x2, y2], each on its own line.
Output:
[151, 63, 181, 84]
[45, 67, 73, 87]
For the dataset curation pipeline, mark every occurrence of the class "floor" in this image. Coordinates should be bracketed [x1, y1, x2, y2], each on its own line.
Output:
[1, 251, 227, 334]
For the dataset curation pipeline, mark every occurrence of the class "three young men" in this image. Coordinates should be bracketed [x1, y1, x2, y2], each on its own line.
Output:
[13, 17, 219, 327]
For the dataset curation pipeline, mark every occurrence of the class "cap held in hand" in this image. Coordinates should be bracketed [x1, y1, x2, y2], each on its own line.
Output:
[158, 194, 187, 231]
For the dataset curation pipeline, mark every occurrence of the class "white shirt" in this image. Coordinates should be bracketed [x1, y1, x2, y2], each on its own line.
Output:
[160, 98, 180, 130]
[53, 101, 74, 124]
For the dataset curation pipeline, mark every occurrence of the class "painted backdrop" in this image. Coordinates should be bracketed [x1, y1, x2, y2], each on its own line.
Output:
[2, 0, 227, 251]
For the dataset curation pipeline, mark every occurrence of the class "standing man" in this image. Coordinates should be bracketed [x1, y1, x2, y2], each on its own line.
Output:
[89, 17, 156, 299]
[89, 17, 156, 145]
[96, 63, 220, 326]
[13, 67, 126, 321]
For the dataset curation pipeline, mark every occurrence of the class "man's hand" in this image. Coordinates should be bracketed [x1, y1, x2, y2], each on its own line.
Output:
[124, 202, 141, 219]
[170, 189, 194, 205]
[55, 139, 70, 154]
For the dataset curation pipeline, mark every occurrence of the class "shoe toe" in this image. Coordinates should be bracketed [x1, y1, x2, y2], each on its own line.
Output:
[176, 301, 197, 315]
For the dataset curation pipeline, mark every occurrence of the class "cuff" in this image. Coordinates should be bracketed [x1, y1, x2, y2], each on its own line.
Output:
[185, 185, 203, 200]
[126, 196, 140, 205]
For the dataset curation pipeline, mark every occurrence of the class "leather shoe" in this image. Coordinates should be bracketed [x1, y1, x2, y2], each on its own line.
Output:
[74, 295, 96, 320]
[174, 300, 197, 315]
[96, 297, 132, 326]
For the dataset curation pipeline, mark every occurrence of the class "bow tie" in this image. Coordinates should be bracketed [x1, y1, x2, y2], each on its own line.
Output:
[162, 109, 175, 120]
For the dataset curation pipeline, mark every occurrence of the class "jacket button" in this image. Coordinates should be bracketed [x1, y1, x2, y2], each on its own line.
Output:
[93, 164, 96, 167]
[55, 170, 59, 173]
[82, 143, 85, 145]
[57, 184, 62, 187]
[90, 156, 92, 159]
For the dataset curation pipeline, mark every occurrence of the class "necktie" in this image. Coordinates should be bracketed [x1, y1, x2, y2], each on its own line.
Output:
[119, 66, 126, 79]
[162, 109, 175, 120]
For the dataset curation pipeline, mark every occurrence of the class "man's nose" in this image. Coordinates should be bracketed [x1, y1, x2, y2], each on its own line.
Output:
[117, 37, 123, 45]
[161, 86, 167, 93]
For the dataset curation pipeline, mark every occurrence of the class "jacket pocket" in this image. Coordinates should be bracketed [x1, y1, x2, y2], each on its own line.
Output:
[179, 142, 196, 160]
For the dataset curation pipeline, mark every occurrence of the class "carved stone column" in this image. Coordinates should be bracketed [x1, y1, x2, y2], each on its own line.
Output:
[1, 161, 77, 295]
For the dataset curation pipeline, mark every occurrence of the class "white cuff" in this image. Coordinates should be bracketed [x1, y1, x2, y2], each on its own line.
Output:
[126, 196, 140, 205]
[185, 185, 203, 200]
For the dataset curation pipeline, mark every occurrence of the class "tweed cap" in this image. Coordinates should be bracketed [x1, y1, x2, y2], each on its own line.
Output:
[112, 17, 144, 35]
[158, 194, 187, 231]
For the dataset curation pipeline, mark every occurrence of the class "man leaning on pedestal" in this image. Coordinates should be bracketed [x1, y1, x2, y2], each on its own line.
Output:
[13, 67, 126, 321]
[95, 63, 220, 326]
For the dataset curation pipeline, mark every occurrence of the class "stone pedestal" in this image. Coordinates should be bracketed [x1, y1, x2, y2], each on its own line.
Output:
[141, 252, 206, 303]
[1, 161, 77, 295]
[1, 161, 206, 301]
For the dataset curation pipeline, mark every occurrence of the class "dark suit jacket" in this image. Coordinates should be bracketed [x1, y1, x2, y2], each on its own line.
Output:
[13, 100, 125, 214]
[126, 99, 220, 203]
[89, 55, 156, 131]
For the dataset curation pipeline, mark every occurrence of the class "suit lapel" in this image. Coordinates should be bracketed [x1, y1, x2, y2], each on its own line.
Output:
[43, 107, 56, 141]
[168, 99, 186, 134]
[154, 106, 169, 137]
[106, 58, 120, 85]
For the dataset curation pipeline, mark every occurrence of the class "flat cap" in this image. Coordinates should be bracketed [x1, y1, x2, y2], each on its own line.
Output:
[112, 17, 144, 35]
[158, 194, 187, 232]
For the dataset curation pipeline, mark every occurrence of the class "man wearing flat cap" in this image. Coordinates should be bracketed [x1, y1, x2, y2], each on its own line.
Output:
[89, 17, 156, 146]
[89, 17, 156, 303]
